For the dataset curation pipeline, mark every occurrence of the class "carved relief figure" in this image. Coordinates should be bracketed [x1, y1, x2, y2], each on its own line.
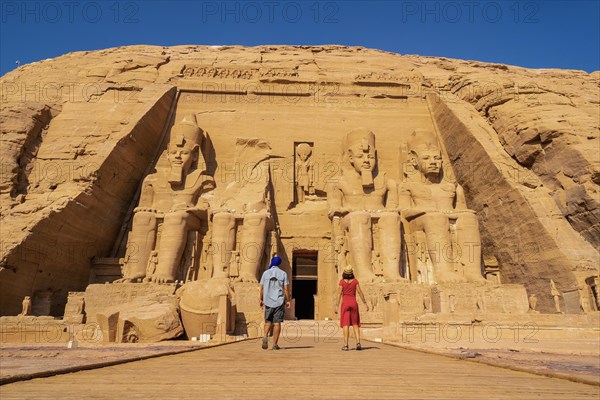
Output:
[328, 128, 401, 282]
[118, 114, 215, 283]
[295, 143, 315, 204]
[399, 130, 483, 283]
[145, 251, 158, 278]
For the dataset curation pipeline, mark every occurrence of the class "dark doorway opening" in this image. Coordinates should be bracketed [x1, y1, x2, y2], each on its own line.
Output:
[292, 251, 318, 320]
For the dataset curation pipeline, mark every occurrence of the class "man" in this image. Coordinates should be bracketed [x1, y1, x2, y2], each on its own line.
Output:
[259, 256, 291, 350]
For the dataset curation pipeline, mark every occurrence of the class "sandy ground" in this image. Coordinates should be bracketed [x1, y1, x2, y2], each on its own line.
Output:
[1, 321, 598, 387]
[1, 334, 599, 400]
[0, 342, 206, 382]
[362, 323, 600, 385]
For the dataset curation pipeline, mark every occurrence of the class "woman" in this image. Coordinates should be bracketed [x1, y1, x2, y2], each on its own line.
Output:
[335, 265, 369, 351]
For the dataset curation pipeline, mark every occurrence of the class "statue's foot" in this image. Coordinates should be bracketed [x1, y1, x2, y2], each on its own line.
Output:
[383, 274, 403, 283]
[114, 277, 144, 283]
[465, 274, 488, 284]
[434, 271, 467, 284]
[149, 275, 175, 284]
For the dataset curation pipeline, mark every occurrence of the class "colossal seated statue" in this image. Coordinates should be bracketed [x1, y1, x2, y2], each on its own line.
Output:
[399, 130, 483, 283]
[209, 138, 272, 283]
[328, 128, 401, 282]
[117, 114, 215, 283]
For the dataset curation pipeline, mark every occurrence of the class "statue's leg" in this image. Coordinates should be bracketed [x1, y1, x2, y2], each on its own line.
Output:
[344, 211, 376, 282]
[456, 212, 485, 282]
[118, 211, 157, 282]
[378, 212, 402, 282]
[420, 213, 466, 283]
[152, 210, 198, 283]
[238, 211, 268, 282]
[211, 212, 236, 279]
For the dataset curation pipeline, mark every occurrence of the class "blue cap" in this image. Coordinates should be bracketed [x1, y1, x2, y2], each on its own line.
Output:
[269, 256, 282, 267]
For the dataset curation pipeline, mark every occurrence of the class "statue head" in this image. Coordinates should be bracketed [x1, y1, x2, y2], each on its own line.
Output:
[167, 114, 203, 185]
[408, 130, 442, 179]
[343, 128, 376, 187]
[296, 143, 312, 162]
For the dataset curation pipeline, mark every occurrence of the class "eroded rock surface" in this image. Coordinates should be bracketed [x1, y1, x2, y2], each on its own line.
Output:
[1, 45, 598, 315]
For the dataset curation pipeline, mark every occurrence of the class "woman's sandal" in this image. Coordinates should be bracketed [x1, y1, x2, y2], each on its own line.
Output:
[356, 343, 362, 350]
[342, 345, 349, 351]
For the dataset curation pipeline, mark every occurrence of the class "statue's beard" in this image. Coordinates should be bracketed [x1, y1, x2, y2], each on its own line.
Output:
[168, 165, 184, 185]
[361, 168, 374, 188]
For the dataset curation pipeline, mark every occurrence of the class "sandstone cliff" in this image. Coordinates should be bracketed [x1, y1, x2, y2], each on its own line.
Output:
[1, 45, 597, 314]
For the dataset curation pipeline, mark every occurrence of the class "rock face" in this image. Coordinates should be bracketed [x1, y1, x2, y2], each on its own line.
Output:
[1, 45, 598, 315]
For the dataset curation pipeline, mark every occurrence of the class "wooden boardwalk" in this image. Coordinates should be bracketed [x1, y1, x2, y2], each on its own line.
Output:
[1, 328, 598, 400]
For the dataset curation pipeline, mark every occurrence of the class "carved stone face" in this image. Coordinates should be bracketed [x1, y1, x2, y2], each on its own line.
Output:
[415, 148, 442, 175]
[348, 142, 376, 174]
[168, 143, 196, 171]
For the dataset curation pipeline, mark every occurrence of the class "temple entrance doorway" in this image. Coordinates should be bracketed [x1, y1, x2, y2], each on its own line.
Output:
[292, 251, 318, 320]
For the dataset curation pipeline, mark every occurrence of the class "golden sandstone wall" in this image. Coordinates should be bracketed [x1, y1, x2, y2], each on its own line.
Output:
[0, 45, 598, 315]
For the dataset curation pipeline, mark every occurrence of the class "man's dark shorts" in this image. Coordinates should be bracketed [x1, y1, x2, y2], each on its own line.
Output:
[264, 304, 285, 323]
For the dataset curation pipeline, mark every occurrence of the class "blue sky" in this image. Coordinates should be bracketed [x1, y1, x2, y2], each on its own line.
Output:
[1, 0, 599, 76]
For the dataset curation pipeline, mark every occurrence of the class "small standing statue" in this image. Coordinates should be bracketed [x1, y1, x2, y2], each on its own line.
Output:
[550, 279, 562, 313]
[423, 292, 432, 313]
[372, 251, 383, 276]
[295, 143, 315, 204]
[230, 250, 241, 278]
[76, 296, 85, 316]
[19, 296, 31, 316]
[449, 294, 457, 313]
[144, 251, 159, 280]
[528, 294, 539, 313]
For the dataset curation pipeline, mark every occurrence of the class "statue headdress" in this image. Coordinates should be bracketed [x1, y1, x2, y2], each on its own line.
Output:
[342, 127, 375, 156]
[407, 129, 440, 154]
[341, 127, 377, 188]
[170, 113, 203, 148]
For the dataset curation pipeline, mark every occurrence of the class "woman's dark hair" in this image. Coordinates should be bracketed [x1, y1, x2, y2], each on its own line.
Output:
[342, 272, 354, 280]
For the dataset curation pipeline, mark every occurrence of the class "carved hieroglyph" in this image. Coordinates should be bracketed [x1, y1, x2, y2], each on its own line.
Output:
[118, 114, 215, 283]
[328, 128, 401, 282]
[400, 130, 483, 284]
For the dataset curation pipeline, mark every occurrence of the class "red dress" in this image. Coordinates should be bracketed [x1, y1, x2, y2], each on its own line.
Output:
[339, 279, 360, 327]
